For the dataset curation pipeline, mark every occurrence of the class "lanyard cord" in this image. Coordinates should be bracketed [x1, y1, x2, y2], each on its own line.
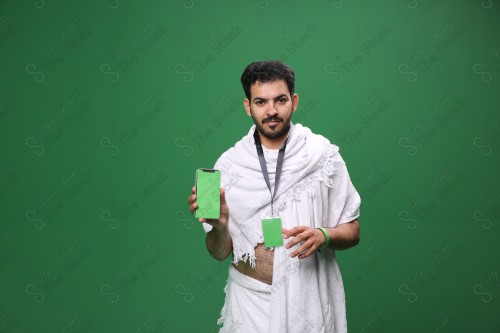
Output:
[253, 129, 289, 216]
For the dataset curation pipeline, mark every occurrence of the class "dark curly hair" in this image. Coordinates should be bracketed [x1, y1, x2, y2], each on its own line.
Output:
[240, 60, 295, 100]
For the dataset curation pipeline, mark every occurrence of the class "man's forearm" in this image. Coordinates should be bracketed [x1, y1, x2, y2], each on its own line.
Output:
[206, 226, 233, 261]
[326, 219, 360, 250]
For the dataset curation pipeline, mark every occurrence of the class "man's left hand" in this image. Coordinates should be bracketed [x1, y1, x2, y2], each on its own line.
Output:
[282, 226, 326, 259]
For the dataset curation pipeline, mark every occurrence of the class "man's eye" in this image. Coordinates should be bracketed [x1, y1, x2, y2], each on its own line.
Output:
[256, 100, 264, 105]
[278, 98, 287, 103]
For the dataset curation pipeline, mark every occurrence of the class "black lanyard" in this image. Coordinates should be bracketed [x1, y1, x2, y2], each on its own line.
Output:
[253, 129, 289, 216]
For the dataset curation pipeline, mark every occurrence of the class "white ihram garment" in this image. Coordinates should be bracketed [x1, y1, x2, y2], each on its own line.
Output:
[203, 123, 361, 333]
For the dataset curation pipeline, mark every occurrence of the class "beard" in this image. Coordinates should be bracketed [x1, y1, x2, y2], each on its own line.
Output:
[250, 108, 293, 140]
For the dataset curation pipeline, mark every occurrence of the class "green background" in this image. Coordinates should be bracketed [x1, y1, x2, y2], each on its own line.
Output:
[1, 0, 500, 332]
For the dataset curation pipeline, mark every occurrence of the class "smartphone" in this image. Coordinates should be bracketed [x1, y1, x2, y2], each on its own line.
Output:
[194, 168, 221, 219]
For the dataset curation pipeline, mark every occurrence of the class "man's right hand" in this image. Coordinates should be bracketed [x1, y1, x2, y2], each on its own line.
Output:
[188, 186, 229, 230]
[189, 186, 233, 261]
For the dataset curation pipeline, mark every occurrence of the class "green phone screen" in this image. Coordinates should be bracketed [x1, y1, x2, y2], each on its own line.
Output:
[195, 168, 221, 219]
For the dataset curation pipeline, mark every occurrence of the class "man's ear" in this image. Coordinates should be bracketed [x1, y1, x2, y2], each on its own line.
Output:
[291, 93, 299, 113]
[243, 98, 251, 117]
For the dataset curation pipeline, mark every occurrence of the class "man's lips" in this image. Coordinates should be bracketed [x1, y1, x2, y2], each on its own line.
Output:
[264, 119, 282, 127]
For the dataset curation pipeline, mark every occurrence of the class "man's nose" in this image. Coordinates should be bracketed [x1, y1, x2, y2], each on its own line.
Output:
[267, 101, 278, 115]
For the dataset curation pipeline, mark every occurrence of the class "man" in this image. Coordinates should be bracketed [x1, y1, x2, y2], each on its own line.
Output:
[188, 60, 361, 333]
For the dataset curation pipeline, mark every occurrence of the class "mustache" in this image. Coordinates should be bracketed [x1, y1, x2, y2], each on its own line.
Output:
[263, 116, 283, 124]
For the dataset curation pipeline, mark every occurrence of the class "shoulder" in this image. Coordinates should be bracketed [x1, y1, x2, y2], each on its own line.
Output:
[214, 147, 235, 172]
[294, 123, 332, 145]
[214, 128, 253, 170]
[296, 123, 341, 155]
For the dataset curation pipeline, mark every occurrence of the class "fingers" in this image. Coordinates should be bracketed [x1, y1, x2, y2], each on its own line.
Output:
[297, 244, 318, 259]
[188, 186, 198, 215]
[283, 226, 306, 238]
[289, 238, 317, 258]
[282, 228, 290, 239]
[188, 194, 198, 213]
[188, 187, 196, 204]
[188, 193, 196, 205]
[284, 227, 321, 259]
[284, 228, 308, 249]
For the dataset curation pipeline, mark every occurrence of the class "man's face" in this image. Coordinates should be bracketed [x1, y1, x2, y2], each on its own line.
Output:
[243, 80, 299, 142]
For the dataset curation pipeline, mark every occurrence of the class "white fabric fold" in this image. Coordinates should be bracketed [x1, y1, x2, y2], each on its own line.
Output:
[218, 265, 272, 333]
[204, 123, 361, 333]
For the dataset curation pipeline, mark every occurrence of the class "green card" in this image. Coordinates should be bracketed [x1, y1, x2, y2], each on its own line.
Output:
[261, 217, 283, 247]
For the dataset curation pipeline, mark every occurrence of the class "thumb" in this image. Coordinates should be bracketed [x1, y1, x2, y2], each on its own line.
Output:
[220, 187, 226, 204]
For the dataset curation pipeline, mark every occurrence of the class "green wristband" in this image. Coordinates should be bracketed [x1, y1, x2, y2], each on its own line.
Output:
[317, 227, 330, 248]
